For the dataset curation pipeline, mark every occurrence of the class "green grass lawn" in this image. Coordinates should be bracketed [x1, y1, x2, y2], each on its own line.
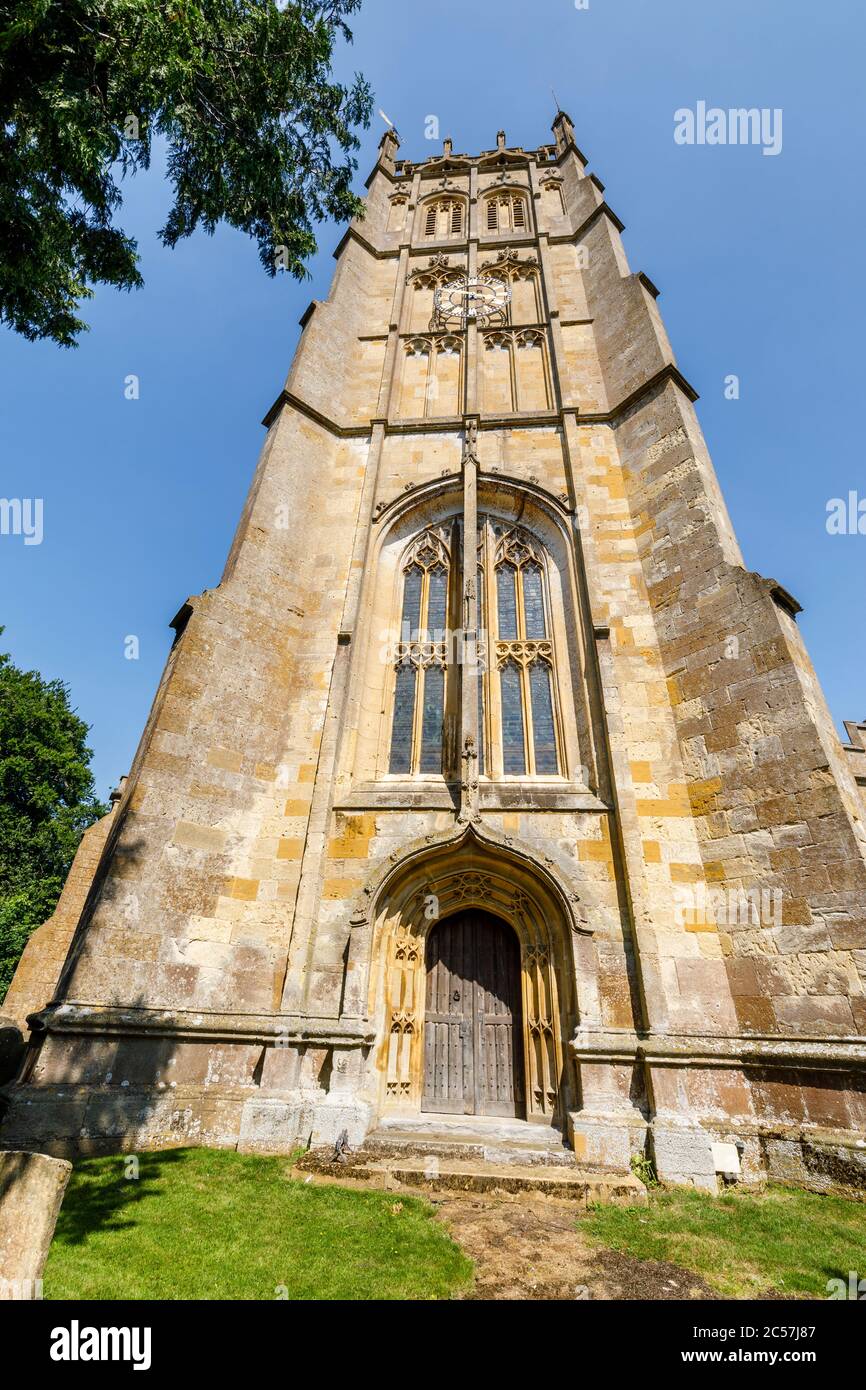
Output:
[581, 1184, 866, 1298]
[44, 1147, 473, 1301]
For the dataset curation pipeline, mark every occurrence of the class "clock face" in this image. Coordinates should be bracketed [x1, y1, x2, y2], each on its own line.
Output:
[433, 275, 511, 326]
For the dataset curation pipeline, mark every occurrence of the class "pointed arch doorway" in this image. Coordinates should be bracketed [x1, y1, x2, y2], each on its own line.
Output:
[423, 910, 525, 1118]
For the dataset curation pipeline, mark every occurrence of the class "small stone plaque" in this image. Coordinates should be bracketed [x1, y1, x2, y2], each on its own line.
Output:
[711, 1142, 741, 1176]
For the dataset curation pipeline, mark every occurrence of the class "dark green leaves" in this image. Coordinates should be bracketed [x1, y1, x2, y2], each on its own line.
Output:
[0, 1, 372, 345]
[0, 631, 106, 1000]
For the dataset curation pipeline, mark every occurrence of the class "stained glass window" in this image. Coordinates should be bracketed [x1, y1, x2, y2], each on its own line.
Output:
[488, 521, 561, 777]
[401, 565, 422, 641]
[389, 519, 565, 781]
[388, 532, 451, 776]
[388, 663, 417, 774]
[500, 661, 526, 774]
[419, 664, 444, 773]
[496, 565, 518, 639]
[427, 565, 448, 637]
[522, 564, 546, 638]
[529, 662, 558, 774]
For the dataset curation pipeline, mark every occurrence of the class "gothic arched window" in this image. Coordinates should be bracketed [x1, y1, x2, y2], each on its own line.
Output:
[540, 179, 566, 220]
[481, 520, 562, 777]
[388, 529, 453, 776]
[477, 256, 541, 326]
[423, 198, 464, 239]
[387, 194, 408, 232]
[481, 329, 551, 413]
[484, 192, 528, 234]
[398, 336, 463, 418]
[509, 266, 542, 324]
[387, 518, 565, 781]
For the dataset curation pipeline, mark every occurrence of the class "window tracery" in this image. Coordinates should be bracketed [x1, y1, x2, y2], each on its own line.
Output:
[423, 198, 465, 239]
[481, 327, 551, 412]
[387, 518, 564, 781]
[399, 335, 463, 417]
[484, 192, 528, 234]
[388, 528, 453, 776]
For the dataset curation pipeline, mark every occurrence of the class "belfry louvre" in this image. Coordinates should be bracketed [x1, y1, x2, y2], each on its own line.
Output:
[3, 117, 865, 1189]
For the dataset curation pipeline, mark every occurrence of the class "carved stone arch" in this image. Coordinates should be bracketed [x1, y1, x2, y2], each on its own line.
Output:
[493, 520, 546, 569]
[406, 256, 469, 333]
[360, 471, 600, 793]
[436, 332, 463, 355]
[514, 326, 546, 348]
[343, 469, 603, 806]
[417, 190, 469, 241]
[476, 478, 598, 792]
[401, 525, 451, 573]
[481, 186, 530, 235]
[373, 472, 463, 531]
[477, 148, 527, 172]
[398, 333, 464, 418]
[406, 253, 467, 287]
[417, 188, 470, 210]
[406, 269, 463, 295]
[371, 465, 575, 537]
[346, 481, 464, 785]
[475, 470, 573, 531]
[346, 823, 608, 1124]
[404, 334, 432, 356]
[513, 327, 552, 409]
[370, 470, 576, 601]
[480, 324, 551, 410]
[482, 328, 512, 350]
[539, 172, 567, 220]
[479, 249, 540, 277]
[422, 154, 472, 179]
[478, 250, 541, 325]
[386, 188, 410, 233]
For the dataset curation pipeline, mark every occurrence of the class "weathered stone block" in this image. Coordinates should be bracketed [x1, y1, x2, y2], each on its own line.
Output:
[651, 1124, 718, 1193]
[237, 1098, 312, 1155]
[0, 1151, 71, 1295]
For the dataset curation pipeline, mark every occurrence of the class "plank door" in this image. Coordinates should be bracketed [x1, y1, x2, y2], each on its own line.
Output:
[422, 911, 523, 1117]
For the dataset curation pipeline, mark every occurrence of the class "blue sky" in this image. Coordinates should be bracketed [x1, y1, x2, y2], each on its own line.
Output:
[1, 0, 863, 798]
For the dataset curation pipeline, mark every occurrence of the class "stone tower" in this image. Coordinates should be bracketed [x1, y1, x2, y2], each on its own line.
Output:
[3, 117, 866, 1190]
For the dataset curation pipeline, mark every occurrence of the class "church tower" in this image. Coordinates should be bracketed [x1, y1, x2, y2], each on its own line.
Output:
[4, 117, 866, 1190]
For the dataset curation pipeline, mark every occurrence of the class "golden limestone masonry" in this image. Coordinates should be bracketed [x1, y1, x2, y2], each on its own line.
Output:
[3, 117, 865, 1191]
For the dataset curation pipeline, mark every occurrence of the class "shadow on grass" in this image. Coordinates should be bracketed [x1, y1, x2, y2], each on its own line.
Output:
[52, 1148, 188, 1248]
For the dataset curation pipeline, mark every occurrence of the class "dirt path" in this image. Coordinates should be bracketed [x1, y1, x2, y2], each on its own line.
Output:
[432, 1191, 720, 1301]
[294, 1152, 719, 1300]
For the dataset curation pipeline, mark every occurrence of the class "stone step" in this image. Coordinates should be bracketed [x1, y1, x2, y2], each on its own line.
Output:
[365, 1117, 578, 1167]
[360, 1156, 647, 1206]
[363, 1135, 578, 1168]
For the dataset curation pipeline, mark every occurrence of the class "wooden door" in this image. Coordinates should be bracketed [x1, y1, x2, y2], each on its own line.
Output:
[423, 911, 523, 1117]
